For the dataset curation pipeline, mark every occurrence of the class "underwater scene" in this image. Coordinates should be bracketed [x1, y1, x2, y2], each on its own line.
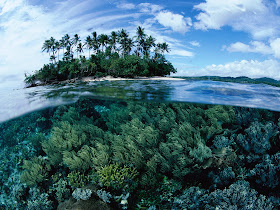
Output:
[1, 90, 280, 209]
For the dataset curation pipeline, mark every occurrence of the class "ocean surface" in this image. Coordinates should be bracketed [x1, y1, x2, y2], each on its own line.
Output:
[1, 79, 280, 123]
[1, 79, 280, 209]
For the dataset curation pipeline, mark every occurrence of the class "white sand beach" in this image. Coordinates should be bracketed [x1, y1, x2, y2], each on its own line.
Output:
[81, 76, 185, 82]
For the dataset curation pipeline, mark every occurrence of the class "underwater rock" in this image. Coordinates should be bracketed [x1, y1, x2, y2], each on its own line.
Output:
[57, 196, 111, 210]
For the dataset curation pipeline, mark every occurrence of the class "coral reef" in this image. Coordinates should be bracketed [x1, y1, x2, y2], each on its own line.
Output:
[173, 181, 279, 209]
[72, 188, 92, 201]
[97, 189, 112, 203]
[27, 188, 53, 210]
[50, 178, 71, 202]
[97, 163, 138, 191]
[235, 121, 277, 154]
[20, 156, 51, 187]
[67, 171, 89, 188]
[248, 153, 280, 189]
[1, 98, 280, 209]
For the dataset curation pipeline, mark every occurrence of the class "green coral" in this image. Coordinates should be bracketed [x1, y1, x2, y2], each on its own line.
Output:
[42, 108, 108, 169]
[97, 163, 138, 191]
[67, 171, 89, 188]
[20, 156, 51, 187]
[51, 178, 71, 202]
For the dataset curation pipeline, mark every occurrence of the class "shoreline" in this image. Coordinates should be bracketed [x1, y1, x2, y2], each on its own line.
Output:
[81, 76, 186, 82]
[26, 76, 185, 88]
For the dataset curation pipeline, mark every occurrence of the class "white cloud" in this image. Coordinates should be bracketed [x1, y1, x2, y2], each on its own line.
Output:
[138, 3, 163, 14]
[270, 38, 280, 58]
[194, 0, 280, 39]
[226, 41, 272, 54]
[0, 0, 141, 79]
[191, 59, 280, 80]
[116, 3, 135, 10]
[170, 49, 194, 57]
[225, 38, 280, 59]
[155, 11, 192, 34]
[189, 41, 200, 47]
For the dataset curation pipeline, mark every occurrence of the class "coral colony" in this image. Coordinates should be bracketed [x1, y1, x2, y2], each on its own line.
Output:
[1, 98, 280, 209]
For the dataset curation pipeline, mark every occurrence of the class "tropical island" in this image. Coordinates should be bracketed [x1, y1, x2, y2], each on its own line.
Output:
[24, 27, 177, 87]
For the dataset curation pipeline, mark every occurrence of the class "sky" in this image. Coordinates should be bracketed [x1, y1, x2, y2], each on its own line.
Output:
[1, 0, 280, 82]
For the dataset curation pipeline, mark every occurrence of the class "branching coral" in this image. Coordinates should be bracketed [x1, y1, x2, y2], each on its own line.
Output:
[97, 163, 138, 191]
[248, 153, 280, 189]
[236, 121, 278, 154]
[51, 178, 71, 202]
[42, 116, 107, 169]
[20, 156, 51, 187]
[173, 181, 279, 209]
[67, 171, 89, 188]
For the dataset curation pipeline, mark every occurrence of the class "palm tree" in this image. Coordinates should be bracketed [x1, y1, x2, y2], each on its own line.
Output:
[72, 34, 81, 58]
[63, 34, 71, 46]
[62, 34, 71, 58]
[42, 39, 51, 57]
[160, 42, 170, 55]
[91, 31, 99, 54]
[118, 29, 129, 58]
[49, 37, 56, 63]
[72, 34, 81, 46]
[154, 43, 161, 60]
[59, 37, 66, 56]
[109, 31, 118, 53]
[76, 43, 84, 58]
[135, 26, 146, 57]
[64, 45, 73, 61]
[125, 38, 134, 55]
[55, 41, 61, 61]
[84, 35, 93, 58]
[98, 34, 109, 52]
[143, 35, 155, 58]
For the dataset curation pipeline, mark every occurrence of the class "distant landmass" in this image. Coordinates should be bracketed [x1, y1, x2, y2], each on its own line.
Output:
[179, 76, 280, 88]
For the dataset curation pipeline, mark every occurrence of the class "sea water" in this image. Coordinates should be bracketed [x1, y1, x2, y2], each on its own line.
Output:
[0, 80, 280, 209]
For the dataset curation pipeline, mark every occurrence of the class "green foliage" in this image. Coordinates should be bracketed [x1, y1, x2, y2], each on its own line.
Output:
[25, 27, 177, 86]
[67, 171, 89, 188]
[8, 97, 280, 209]
[104, 102, 235, 182]
[97, 163, 138, 191]
[51, 178, 71, 202]
[28, 133, 46, 151]
[42, 106, 111, 170]
[20, 156, 51, 187]
[109, 55, 149, 77]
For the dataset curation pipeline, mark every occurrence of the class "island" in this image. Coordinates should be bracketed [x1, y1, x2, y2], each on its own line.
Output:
[24, 26, 177, 87]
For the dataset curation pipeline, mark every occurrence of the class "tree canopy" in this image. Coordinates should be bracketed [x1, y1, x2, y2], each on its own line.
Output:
[25, 27, 176, 86]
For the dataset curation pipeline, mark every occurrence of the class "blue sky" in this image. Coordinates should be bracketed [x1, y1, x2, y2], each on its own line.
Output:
[1, 0, 280, 81]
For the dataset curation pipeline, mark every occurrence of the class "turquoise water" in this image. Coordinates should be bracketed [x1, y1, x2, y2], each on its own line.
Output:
[1, 79, 280, 209]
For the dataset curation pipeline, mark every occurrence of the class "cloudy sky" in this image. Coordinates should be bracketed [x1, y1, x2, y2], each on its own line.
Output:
[1, 0, 280, 81]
